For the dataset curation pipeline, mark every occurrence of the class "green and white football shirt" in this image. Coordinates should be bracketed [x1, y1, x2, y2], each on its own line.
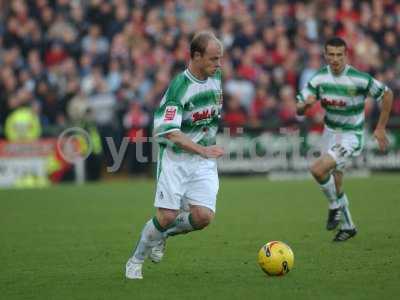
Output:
[297, 64, 387, 132]
[153, 68, 222, 152]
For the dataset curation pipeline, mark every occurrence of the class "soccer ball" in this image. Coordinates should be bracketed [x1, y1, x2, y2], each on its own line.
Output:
[258, 241, 294, 276]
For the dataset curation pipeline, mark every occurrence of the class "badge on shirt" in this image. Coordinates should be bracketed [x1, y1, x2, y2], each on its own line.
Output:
[348, 87, 357, 96]
[164, 106, 177, 121]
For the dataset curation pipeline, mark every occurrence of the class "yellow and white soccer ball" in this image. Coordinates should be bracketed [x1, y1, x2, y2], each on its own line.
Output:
[258, 241, 294, 276]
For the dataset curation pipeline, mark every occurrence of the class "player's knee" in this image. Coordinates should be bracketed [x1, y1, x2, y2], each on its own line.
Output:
[310, 162, 326, 181]
[157, 209, 178, 228]
[191, 209, 214, 229]
[158, 215, 177, 228]
[195, 217, 211, 229]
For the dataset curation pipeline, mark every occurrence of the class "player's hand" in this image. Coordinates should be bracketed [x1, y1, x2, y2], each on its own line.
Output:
[373, 128, 389, 151]
[201, 145, 225, 158]
[296, 96, 316, 115]
[296, 102, 306, 115]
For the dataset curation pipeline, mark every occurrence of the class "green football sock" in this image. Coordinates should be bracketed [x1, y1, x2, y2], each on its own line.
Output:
[164, 212, 199, 237]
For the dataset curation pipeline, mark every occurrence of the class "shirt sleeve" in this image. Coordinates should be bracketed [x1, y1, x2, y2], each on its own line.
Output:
[367, 76, 387, 102]
[296, 80, 318, 103]
[153, 77, 186, 137]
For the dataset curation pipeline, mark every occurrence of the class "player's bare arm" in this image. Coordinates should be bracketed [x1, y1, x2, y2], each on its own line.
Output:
[296, 95, 317, 115]
[165, 130, 224, 158]
[373, 89, 394, 151]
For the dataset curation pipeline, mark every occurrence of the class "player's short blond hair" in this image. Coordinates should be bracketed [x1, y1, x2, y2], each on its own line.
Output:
[190, 31, 221, 58]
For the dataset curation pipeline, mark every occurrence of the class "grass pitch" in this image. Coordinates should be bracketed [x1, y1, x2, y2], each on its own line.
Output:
[1, 175, 400, 299]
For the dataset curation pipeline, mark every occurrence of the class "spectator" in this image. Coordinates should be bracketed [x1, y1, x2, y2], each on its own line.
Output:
[124, 100, 151, 175]
[223, 94, 247, 134]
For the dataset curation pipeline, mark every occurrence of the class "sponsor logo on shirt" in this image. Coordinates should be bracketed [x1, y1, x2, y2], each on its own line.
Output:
[164, 106, 177, 121]
[192, 107, 216, 122]
[321, 98, 346, 107]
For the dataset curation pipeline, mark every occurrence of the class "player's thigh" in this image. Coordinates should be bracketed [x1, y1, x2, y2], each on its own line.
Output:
[184, 160, 219, 213]
[154, 153, 186, 211]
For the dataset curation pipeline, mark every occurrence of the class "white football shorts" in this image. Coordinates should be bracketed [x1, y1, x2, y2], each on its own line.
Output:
[154, 148, 219, 212]
[322, 127, 364, 171]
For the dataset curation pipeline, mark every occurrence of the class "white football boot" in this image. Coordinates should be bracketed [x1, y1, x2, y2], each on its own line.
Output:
[125, 258, 143, 279]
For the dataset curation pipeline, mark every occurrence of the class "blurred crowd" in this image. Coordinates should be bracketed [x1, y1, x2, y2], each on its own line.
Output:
[1, 0, 400, 160]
